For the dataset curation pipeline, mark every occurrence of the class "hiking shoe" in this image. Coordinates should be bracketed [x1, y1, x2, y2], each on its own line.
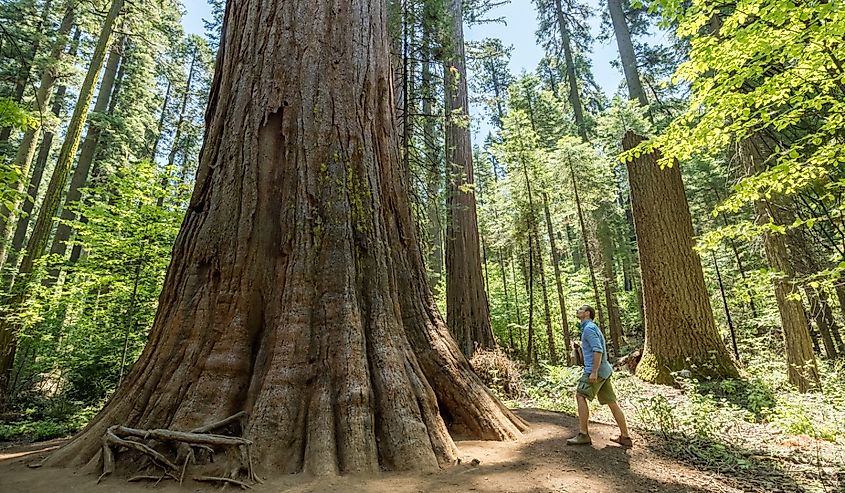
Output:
[566, 432, 592, 446]
[610, 435, 633, 447]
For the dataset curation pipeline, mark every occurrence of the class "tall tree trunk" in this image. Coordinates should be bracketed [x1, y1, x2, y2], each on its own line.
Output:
[712, 187, 759, 317]
[498, 252, 514, 350]
[623, 131, 739, 384]
[608, 0, 652, 329]
[149, 79, 172, 161]
[598, 225, 623, 357]
[565, 222, 582, 270]
[568, 157, 604, 328]
[4, 29, 77, 285]
[533, 230, 557, 363]
[158, 44, 198, 208]
[607, 0, 648, 106]
[805, 287, 837, 359]
[0, 0, 54, 144]
[47, 0, 524, 474]
[443, 0, 494, 357]
[511, 251, 524, 356]
[0, 0, 124, 397]
[553, 0, 588, 140]
[543, 192, 571, 364]
[712, 251, 740, 361]
[739, 135, 819, 390]
[0, 6, 76, 269]
[835, 283, 845, 334]
[68, 47, 126, 267]
[526, 237, 535, 364]
[46, 36, 124, 282]
[421, 27, 443, 295]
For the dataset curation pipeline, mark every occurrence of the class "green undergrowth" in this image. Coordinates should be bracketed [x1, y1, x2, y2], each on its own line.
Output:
[0, 400, 99, 443]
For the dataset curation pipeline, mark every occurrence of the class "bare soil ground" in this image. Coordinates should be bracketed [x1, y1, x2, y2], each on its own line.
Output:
[0, 409, 788, 493]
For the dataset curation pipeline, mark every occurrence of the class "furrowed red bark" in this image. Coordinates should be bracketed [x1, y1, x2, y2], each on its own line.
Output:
[443, 0, 495, 357]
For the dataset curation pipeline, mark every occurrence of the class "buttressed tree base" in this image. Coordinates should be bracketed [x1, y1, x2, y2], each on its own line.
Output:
[46, 0, 524, 480]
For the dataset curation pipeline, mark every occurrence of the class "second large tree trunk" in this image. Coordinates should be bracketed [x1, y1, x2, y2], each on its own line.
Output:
[47, 0, 524, 477]
[443, 0, 495, 357]
[739, 136, 819, 391]
[623, 131, 739, 384]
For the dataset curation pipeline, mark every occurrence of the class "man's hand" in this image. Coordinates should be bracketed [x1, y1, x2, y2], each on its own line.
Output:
[589, 351, 602, 383]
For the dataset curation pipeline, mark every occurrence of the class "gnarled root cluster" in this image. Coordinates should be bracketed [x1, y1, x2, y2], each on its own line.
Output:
[98, 411, 259, 489]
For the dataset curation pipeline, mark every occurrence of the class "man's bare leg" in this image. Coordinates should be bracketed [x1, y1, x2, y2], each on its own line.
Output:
[607, 401, 630, 438]
[577, 393, 590, 435]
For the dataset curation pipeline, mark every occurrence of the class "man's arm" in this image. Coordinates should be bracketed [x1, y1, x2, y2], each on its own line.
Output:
[589, 351, 602, 383]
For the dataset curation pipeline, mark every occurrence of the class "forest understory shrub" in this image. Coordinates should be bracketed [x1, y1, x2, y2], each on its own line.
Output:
[469, 347, 526, 402]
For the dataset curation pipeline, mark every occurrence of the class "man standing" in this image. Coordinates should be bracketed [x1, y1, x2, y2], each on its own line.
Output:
[566, 305, 632, 447]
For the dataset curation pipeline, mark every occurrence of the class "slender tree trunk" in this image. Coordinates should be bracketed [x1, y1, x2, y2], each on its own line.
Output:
[600, 236, 623, 357]
[0, 0, 124, 398]
[623, 131, 739, 384]
[566, 222, 582, 270]
[568, 157, 604, 328]
[0, 6, 76, 269]
[821, 289, 845, 352]
[533, 230, 557, 363]
[498, 252, 514, 350]
[158, 45, 198, 208]
[607, 0, 648, 106]
[526, 237, 535, 364]
[805, 287, 837, 358]
[149, 79, 172, 161]
[543, 192, 570, 364]
[835, 283, 845, 332]
[712, 187, 759, 317]
[713, 251, 740, 361]
[48, 0, 524, 474]
[553, 0, 587, 140]
[0, 0, 54, 144]
[421, 30, 443, 295]
[511, 250, 524, 358]
[739, 135, 819, 391]
[4, 37, 76, 285]
[117, 255, 143, 388]
[46, 36, 125, 283]
[444, 0, 494, 356]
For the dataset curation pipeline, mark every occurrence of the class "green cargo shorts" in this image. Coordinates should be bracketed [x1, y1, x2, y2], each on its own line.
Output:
[576, 373, 617, 405]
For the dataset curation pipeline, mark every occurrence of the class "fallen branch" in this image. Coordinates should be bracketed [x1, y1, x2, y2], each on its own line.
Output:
[113, 426, 251, 447]
[128, 475, 173, 485]
[193, 475, 253, 489]
[100, 412, 255, 486]
[105, 427, 179, 472]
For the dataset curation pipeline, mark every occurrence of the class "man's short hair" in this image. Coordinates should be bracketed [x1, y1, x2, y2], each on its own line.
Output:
[580, 305, 595, 320]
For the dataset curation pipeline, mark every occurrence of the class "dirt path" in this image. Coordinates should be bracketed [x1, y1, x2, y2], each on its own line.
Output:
[1, 409, 742, 493]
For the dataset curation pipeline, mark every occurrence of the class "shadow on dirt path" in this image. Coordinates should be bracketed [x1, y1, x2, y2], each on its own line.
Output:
[0, 408, 759, 492]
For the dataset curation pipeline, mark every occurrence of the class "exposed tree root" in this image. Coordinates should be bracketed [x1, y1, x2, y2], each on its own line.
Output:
[98, 412, 257, 486]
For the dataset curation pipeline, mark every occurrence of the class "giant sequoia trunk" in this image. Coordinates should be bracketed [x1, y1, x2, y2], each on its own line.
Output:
[443, 0, 495, 357]
[623, 132, 738, 384]
[47, 0, 524, 476]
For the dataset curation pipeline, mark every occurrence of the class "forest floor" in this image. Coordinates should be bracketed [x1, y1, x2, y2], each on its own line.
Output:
[1, 407, 832, 493]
